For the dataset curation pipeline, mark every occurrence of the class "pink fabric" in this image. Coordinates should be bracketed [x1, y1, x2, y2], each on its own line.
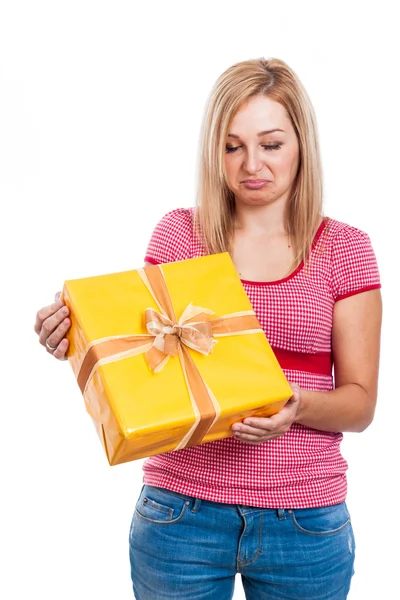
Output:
[143, 208, 381, 508]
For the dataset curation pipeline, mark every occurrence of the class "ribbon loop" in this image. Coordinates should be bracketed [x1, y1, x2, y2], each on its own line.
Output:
[144, 304, 216, 369]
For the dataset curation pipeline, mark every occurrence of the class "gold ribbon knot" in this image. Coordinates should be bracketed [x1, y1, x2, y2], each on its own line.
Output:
[144, 304, 216, 372]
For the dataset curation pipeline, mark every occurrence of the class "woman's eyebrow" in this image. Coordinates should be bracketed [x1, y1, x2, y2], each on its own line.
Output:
[227, 128, 286, 139]
[257, 129, 285, 136]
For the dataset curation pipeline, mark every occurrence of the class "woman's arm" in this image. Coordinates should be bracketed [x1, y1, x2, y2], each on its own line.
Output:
[296, 288, 382, 432]
[232, 289, 382, 443]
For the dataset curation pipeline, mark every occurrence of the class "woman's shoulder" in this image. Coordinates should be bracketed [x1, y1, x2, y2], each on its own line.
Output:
[153, 207, 195, 231]
[145, 207, 196, 264]
[319, 217, 380, 298]
[324, 216, 370, 240]
[321, 217, 374, 254]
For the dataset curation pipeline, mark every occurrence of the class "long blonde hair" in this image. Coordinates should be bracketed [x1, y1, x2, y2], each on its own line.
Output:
[195, 58, 323, 266]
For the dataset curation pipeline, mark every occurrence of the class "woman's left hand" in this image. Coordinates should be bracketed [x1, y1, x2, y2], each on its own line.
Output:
[231, 383, 302, 444]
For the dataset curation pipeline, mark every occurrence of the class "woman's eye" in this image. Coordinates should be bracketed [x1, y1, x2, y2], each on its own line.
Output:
[262, 144, 282, 151]
[225, 143, 281, 154]
[225, 145, 241, 153]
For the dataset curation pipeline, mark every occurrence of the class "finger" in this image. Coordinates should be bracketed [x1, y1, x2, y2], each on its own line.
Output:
[52, 338, 70, 361]
[35, 300, 65, 335]
[240, 417, 277, 431]
[54, 291, 62, 301]
[234, 430, 266, 441]
[238, 409, 294, 435]
[38, 306, 70, 346]
[268, 399, 300, 424]
[256, 413, 289, 433]
[234, 431, 275, 443]
[232, 423, 267, 437]
[43, 316, 71, 351]
[288, 382, 301, 399]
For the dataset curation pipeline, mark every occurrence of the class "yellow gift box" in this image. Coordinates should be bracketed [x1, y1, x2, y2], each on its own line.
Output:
[62, 253, 292, 465]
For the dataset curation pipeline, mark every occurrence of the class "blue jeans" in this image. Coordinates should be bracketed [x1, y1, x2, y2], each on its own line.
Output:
[129, 485, 355, 599]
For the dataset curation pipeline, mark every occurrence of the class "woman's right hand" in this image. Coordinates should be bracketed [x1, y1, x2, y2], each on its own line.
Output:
[34, 292, 71, 360]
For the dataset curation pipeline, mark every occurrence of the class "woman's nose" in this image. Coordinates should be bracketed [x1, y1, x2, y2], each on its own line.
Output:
[243, 149, 263, 174]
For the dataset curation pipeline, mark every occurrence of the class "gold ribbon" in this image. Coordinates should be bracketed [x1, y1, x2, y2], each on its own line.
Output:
[76, 264, 262, 450]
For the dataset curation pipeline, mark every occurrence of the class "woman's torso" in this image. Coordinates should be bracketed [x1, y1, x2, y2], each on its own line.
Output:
[142, 208, 380, 508]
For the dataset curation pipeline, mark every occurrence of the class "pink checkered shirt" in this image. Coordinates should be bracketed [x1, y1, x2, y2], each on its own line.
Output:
[142, 208, 381, 508]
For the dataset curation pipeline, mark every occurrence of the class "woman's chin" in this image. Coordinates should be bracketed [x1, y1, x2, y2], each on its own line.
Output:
[236, 194, 276, 206]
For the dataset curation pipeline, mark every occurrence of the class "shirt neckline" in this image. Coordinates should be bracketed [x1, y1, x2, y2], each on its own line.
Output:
[239, 217, 328, 287]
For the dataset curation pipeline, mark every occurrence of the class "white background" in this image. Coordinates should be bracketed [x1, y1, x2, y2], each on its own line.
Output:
[1, 1, 398, 598]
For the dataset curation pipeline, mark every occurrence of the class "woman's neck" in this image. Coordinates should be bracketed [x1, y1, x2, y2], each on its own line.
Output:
[234, 199, 287, 237]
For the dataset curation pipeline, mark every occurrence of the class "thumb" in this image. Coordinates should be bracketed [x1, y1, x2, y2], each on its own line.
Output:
[288, 382, 301, 403]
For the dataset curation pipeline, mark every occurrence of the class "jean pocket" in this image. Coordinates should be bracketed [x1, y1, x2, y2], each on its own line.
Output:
[134, 485, 190, 525]
[288, 502, 351, 536]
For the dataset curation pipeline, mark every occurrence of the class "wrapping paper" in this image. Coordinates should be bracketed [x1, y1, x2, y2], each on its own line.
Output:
[62, 253, 292, 465]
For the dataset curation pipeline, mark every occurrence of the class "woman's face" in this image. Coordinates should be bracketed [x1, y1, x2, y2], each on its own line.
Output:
[224, 95, 300, 208]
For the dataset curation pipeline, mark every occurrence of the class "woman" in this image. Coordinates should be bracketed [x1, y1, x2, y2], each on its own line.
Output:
[35, 58, 382, 599]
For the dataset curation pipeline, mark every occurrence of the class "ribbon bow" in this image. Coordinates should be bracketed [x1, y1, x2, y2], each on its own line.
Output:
[144, 304, 216, 372]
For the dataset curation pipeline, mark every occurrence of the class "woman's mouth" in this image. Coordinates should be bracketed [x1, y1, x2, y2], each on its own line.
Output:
[241, 179, 271, 190]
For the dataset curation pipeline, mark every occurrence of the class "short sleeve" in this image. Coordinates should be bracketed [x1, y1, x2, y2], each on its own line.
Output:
[331, 225, 381, 301]
[144, 208, 194, 265]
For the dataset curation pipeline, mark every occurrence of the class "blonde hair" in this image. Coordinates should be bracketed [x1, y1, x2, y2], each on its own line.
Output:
[195, 58, 323, 266]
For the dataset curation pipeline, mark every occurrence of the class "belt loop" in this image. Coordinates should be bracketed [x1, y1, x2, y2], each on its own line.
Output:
[191, 497, 202, 513]
[277, 508, 286, 520]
